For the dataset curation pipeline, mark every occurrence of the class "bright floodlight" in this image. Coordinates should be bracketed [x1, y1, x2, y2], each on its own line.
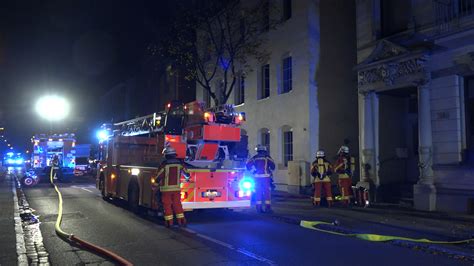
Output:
[35, 95, 70, 121]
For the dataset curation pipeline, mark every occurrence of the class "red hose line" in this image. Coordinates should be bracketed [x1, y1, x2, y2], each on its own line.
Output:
[70, 235, 133, 266]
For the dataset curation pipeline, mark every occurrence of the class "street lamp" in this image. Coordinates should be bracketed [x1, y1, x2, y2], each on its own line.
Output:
[35, 95, 70, 121]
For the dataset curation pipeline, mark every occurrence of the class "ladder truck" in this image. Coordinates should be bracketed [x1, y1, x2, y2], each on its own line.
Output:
[96, 101, 252, 213]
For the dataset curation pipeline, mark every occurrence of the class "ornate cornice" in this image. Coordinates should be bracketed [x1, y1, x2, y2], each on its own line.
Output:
[358, 55, 429, 87]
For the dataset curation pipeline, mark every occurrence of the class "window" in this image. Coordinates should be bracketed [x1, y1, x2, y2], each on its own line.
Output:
[282, 0, 292, 21]
[283, 129, 293, 167]
[260, 128, 270, 154]
[282, 56, 292, 93]
[381, 0, 411, 37]
[234, 74, 245, 105]
[259, 64, 270, 99]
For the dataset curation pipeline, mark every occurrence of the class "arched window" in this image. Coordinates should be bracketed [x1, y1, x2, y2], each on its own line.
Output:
[281, 126, 293, 166]
[259, 128, 270, 154]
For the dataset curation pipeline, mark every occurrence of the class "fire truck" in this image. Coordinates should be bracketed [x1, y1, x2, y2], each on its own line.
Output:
[96, 101, 252, 212]
[31, 133, 76, 171]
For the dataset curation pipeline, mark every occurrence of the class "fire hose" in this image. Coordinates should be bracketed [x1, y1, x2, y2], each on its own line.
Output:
[49, 168, 133, 265]
[300, 220, 474, 244]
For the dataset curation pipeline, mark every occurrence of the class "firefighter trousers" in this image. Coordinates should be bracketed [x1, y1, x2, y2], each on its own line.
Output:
[313, 181, 333, 206]
[338, 176, 353, 205]
[255, 177, 271, 207]
[161, 191, 185, 226]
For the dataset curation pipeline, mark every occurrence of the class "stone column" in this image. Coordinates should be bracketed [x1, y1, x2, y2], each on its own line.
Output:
[414, 82, 437, 211]
[358, 91, 378, 190]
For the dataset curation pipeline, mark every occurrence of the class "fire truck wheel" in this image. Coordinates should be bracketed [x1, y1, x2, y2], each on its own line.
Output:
[99, 175, 106, 199]
[128, 181, 140, 214]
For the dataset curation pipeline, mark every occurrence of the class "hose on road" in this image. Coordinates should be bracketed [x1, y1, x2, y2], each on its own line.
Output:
[49, 168, 133, 265]
[300, 220, 473, 244]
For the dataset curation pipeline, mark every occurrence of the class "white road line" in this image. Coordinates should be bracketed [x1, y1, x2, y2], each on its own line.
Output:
[80, 187, 93, 193]
[11, 174, 28, 265]
[182, 228, 276, 265]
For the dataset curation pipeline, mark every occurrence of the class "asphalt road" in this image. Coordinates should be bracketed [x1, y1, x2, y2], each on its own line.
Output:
[22, 178, 467, 266]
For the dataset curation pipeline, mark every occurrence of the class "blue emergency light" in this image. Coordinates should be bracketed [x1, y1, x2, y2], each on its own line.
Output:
[239, 177, 255, 192]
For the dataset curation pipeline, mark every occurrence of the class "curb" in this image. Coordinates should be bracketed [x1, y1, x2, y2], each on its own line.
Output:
[11, 173, 50, 265]
[10, 174, 28, 265]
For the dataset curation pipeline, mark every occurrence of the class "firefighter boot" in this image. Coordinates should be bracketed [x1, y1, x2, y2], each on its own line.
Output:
[164, 219, 173, 228]
[256, 204, 263, 213]
[327, 200, 333, 208]
[177, 217, 187, 227]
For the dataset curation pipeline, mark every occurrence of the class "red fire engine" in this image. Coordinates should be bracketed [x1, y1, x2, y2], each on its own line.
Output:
[96, 101, 252, 212]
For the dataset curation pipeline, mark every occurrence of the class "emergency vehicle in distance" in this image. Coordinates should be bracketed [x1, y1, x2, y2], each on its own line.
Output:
[31, 133, 76, 175]
[96, 101, 253, 212]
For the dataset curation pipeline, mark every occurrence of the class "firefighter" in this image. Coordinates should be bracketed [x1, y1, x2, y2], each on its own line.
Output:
[334, 145, 355, 206]
[311, 150, 333, 207]
[246, 144, 275, 213]
[51, 155, 61, 181]
[155, 146, 189, 227]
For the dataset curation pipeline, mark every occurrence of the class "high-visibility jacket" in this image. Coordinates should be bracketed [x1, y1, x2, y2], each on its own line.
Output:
[156, 158, 189, 192]
[334, 155, 355, 179]
[246, 154, 275, 178]
[311, 158, 332, 182]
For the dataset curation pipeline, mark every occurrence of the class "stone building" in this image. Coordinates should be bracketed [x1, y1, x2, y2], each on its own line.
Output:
[196, 0, 358, 193]
[356, 0, 474, 212]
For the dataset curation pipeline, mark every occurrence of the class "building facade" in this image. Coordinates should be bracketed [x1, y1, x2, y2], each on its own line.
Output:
[196, 0, 358, 194]
[356, 0, 474, 212]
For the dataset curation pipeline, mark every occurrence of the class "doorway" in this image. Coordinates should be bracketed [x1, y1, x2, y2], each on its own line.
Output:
[377, 87, 419, 203]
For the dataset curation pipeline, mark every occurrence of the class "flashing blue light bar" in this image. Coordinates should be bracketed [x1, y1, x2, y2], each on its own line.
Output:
[7, 159, 14, 164]
[96, 130, 108, 141]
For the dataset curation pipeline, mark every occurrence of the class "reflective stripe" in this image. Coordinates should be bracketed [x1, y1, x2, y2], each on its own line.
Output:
[176, 213, 185, 218]
[314, 178, 331, 182]
[314, 198, 321, 201]
[264, 200, 271, 204]
[338, 174, 350, 179]
[160, 186, 180, 192]
[326, 197, 333, 201]
[164, 215, 173, 221]
[254, 174, 270, 178]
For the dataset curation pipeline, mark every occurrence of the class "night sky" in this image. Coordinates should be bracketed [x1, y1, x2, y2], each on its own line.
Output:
[0, 0, 173, 153]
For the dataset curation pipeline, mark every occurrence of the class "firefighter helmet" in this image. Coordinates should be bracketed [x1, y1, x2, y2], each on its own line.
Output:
[316, 150, 325, 158]
[255, 144, 267, 153]
[162, 146, 177, 156]
[338, 145, 349, 154]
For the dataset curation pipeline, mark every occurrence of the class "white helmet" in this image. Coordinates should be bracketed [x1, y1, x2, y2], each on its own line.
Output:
[162, 146, 177, 156]
[338, 145, 349, 154]
[316, 150, 325, 158]
[255, 144, 267, 153]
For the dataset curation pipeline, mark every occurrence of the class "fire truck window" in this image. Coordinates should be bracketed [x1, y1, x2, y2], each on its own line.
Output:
[164, 108, 185, 135]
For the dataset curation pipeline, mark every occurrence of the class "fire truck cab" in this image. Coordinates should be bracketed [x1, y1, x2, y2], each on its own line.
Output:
[96, 101, 251, 212]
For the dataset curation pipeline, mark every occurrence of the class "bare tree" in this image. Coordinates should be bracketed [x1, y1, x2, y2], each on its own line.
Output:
[160, 0, 280, 106]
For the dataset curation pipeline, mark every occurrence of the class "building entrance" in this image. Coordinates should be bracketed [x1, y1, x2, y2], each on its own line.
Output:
[377, 87, 419, 204]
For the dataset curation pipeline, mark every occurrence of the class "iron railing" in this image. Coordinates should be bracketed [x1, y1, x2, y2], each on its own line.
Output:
[433, 0, 474, 33]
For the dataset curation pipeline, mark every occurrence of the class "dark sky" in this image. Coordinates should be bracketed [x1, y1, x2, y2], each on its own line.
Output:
[0, 0, 172, 154]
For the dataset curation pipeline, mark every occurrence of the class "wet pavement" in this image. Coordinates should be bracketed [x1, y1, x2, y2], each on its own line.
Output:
[15, 178, 471, 266]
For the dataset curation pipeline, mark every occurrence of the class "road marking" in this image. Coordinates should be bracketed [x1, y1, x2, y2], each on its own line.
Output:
[80, 187, 93, 193]
[182, 228, 276, 265]
[71, 185, 95, 193]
